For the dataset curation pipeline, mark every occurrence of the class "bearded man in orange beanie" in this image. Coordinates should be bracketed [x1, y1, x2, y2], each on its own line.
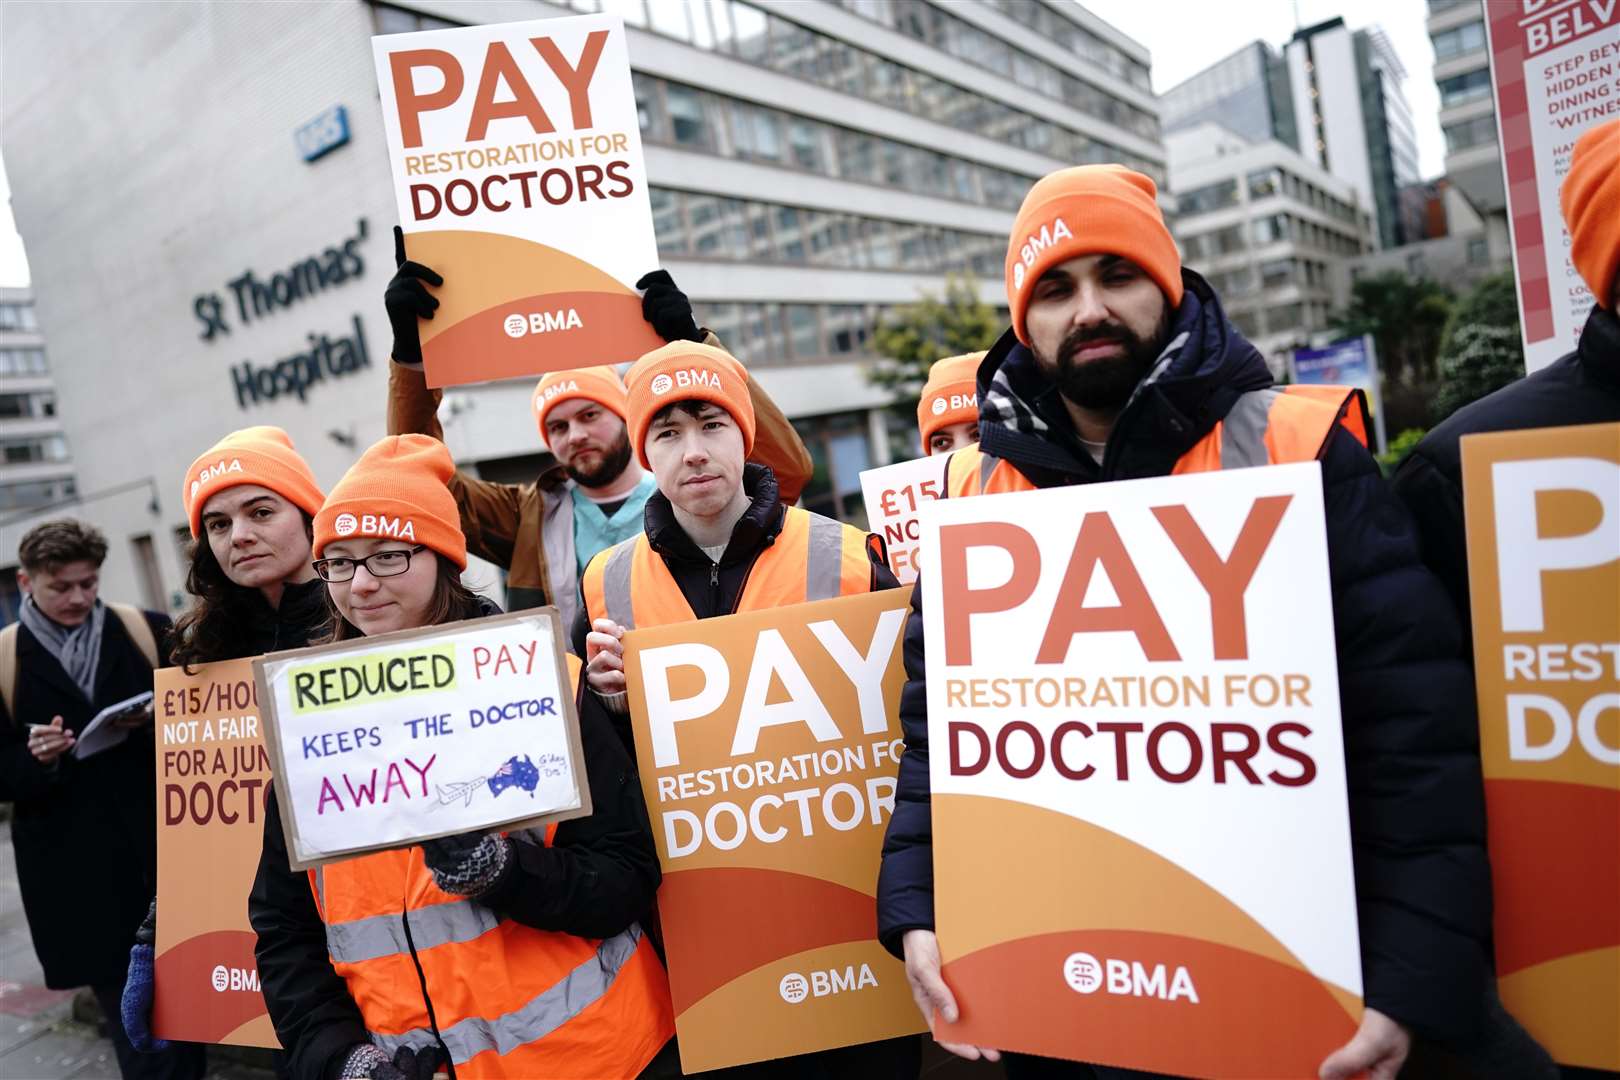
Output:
[876, 165, 1500, 1080]
[381, 227, 812, 634]
[1395, 116, 1620, 627]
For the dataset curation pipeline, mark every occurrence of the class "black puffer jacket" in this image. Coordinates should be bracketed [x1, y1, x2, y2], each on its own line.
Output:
[876, 271, 1493, 1045]
[1393, 303, 1620, 648]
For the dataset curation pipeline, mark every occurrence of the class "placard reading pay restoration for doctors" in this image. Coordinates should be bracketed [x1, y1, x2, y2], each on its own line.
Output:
[255, 609, 590, 870]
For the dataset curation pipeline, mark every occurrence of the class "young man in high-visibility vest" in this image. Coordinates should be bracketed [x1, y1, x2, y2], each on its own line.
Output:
[576, 341, 916, 1077]
[876, 165, 1498, 1080]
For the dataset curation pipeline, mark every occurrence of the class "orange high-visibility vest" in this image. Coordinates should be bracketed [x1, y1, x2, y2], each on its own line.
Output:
[307, 653, 675, 1079]
[581, 505, 876, 629]
[947, 385, 1369, 496]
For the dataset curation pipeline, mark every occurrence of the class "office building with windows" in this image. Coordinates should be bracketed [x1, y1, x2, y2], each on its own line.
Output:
[1425, 0, 1510, 266]
[1, 0, 1160, 610]
[1163, 19, 1419, 251]
[1168, 123, 1375, 375]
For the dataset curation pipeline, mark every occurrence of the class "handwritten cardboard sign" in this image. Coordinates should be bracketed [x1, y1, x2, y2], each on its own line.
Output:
[918, 463, 1361, 1078]
[859, 455, 948, 585]
[153, 658, 278, 1048]
[623, 589, 925, 1073]
[1462, 422, 1620, 1070]
[255, 609, 588, 870]
[372, 14, 662, 387]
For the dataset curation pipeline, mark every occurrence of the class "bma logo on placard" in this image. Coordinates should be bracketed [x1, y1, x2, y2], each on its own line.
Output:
[210, 964, 261, 993]
[503, 309, 584, 339]
[1063, 951, 1199, 1003]
[778, 964, 879, 1003]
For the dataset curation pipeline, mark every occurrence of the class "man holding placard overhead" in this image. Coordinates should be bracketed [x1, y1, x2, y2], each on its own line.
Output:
[876, 164, 1495, 1078]
[384, 230, 812, 632]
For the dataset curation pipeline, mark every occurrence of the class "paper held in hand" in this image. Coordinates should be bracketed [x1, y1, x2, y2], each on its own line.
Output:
[71, 690, 153, 760]
[255, 609, 589, 870]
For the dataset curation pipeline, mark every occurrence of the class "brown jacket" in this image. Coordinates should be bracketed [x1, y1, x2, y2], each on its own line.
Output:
[387, 343, 813, 618]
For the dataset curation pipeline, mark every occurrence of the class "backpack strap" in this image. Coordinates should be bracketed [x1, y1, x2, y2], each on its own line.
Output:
[0, 623, 17, 720]
[108, 603, 161, 670]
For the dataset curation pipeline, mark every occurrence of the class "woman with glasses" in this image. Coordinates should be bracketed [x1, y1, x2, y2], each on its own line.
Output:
[248, 435, 677, 1080]
[119, 426, 328, 1067]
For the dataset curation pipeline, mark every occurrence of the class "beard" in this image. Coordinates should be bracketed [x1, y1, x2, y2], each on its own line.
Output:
[563, 426, 634, 488]
[1046, 313, 1170, 413]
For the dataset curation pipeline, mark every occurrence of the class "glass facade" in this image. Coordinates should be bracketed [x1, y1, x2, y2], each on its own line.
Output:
[550, 0, 1159, 172]
[650, 188, 1004, 275]
[1443, 113, 1498, 153]
[1431, 21, 1486, 59]
[0, 347, 49, 375]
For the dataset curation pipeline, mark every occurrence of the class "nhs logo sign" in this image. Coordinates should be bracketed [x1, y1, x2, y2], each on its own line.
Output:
[296, 106, 351, 163]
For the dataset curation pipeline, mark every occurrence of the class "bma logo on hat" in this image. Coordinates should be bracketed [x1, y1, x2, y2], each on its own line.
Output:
[650, 373, 674, 395]
[190, 458, 244, 499]
[931, 396, 949, 416]
[541, 380, 580, 402]
[334, 512, 359, 537]
[1012, 217, 1075, 290]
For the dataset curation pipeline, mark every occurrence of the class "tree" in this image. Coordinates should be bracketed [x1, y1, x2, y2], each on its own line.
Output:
[1431, 272, 1525, 422]
[1328, 271, 1453, 432]
[867, 273, 1001, 406]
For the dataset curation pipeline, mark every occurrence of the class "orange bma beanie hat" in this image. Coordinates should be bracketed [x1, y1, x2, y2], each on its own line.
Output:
[531, 366, 630, 445]
[917, 352, 985, 448]
[1005, 164, 1183, 345]
[1560, 117, 1620, 309]
[624, 341, 756, 469]
[183, 426, 324, 538]
[313, 434, 467, 570]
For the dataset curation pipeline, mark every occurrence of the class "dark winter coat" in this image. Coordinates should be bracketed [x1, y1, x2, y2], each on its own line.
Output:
[238, 577, 330, 657]
[0, 607, 170, 988]
[1393, 304, 1620, 645]
[876, 271, 1494, 1046]
[248, 599, 665, 1080]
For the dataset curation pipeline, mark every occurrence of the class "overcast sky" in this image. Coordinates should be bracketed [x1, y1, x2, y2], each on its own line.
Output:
[0, 0, 1448, 289]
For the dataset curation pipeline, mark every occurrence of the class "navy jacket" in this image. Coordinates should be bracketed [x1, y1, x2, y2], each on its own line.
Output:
[876, 272, 1492, 1045]
[1393, 304, 1620, 647]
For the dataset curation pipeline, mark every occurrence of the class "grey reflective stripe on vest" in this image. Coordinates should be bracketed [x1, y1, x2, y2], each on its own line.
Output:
[324, 898, 501, 965]
[805, 513, 848, 602]
[600, 539, 637, 630]
[369, 925, 645, 1066]
[980, 452, 999, 492]
[1219, 389, 1281, 470]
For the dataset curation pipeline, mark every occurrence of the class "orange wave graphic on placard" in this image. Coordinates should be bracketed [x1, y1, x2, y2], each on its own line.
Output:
[402, 229, 664, 386]
[659, 866, 878, 1015]
[933, 794, 1362, 1017]
[1497, 947, 1620, 1070]
[1485, 778, 1620, 975]
[673, 939, 923, 1074]
[941, 929, 1360, 1079]
[153, 930, 279, 1047]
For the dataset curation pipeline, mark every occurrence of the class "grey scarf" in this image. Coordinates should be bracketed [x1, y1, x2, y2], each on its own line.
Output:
[19, 595, 106, 701]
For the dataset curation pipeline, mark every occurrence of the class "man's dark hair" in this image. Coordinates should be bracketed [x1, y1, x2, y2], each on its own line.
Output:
[18, 519, 108, 573]
[650, 400, 721, 427]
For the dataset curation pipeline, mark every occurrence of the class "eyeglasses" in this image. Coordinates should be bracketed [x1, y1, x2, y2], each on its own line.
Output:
[312, 546, 427, 583]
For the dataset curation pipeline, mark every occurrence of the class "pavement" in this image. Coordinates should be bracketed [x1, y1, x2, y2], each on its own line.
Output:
[0, 819, 273, 1080]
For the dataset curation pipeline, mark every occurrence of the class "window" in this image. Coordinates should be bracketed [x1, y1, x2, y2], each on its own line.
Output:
[0, 348, 48, 374]
[1468, 236, 1489, 265]
[785, 304, 821, 359]
[650, 189, 687, 255]
[1252, 214, 1291, 246]
[1, 435, 69, 464]
[1438, 68, 1492, 108]
[1247, 168, 1283, 199]
[1179, 180, 1239, 215]
[1260, 258, 1295, 289]
[131, 535, 166, 613]
[665, 85, 713, 148]
[0, 303, 38, 331]
[1432, 22, 1486, 60]
[1445, 113, 1498, 153]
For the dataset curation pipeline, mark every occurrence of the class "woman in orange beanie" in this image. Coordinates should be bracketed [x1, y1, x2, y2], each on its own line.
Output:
[249, 434, 677, 1080]
[917, 352, 985, 455]
[171, 426, 328, 667]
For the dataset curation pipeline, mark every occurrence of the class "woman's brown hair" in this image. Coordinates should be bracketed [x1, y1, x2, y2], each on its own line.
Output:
[315, 555, 485, 644]
[170, 514, 313, 671]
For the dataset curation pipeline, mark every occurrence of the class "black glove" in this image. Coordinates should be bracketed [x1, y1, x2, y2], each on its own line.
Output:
[637, 269, 704, 343]
[389, 1045, 444, 1080]
[385, 225, 444, 366]
[420, 831, 510, 897]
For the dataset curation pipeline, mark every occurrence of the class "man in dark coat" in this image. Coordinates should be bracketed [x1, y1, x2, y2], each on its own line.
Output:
[0, 519, 202, 1080]
[1394, 117, 1620, 640]
[876, 165, 1492, 1080]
